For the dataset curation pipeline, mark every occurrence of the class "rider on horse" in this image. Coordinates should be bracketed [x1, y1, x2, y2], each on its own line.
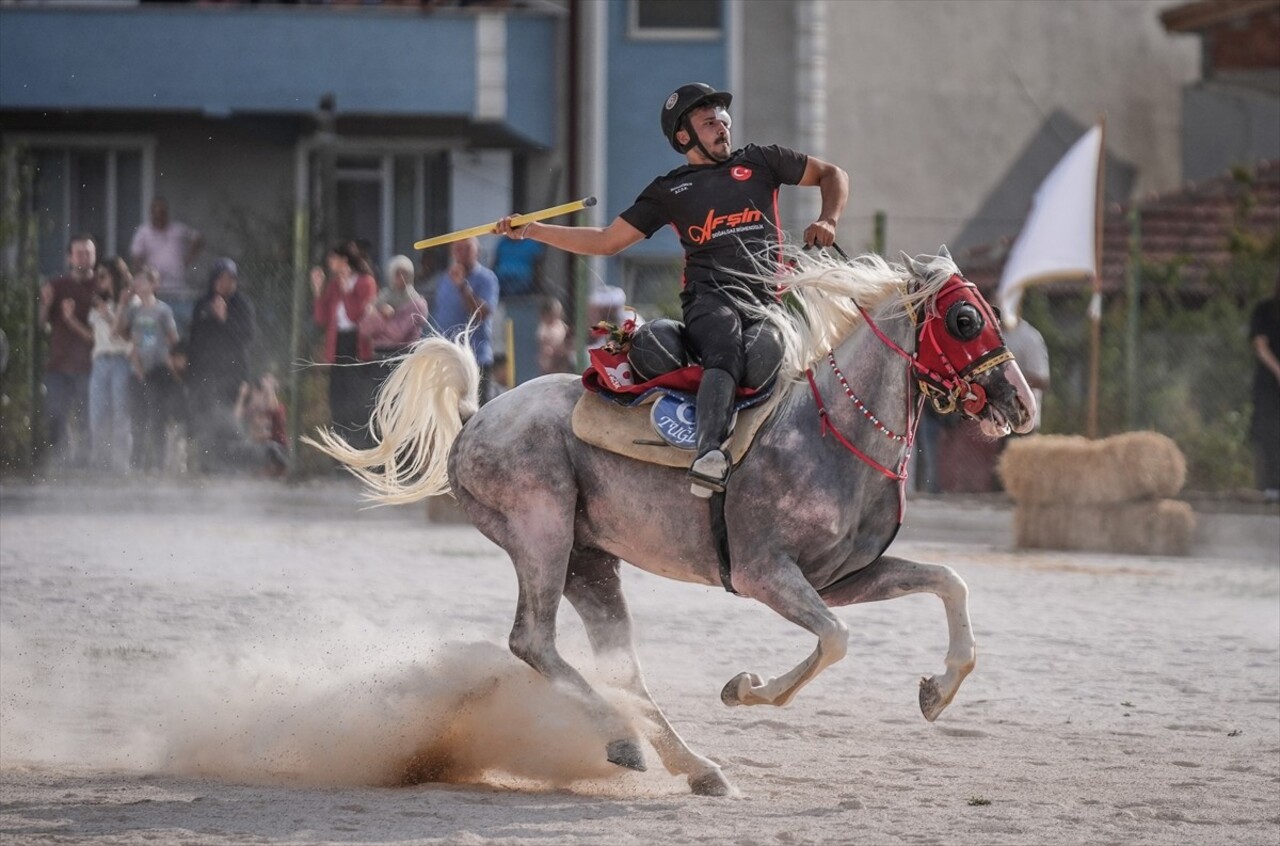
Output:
[497, 83, 848, 495]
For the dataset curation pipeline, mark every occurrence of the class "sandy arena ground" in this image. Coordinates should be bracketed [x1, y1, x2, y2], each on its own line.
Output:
[1, 477, 1277, 846]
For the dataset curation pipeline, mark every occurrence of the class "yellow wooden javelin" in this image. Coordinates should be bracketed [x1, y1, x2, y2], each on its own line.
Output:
[412, 197, 597, 250]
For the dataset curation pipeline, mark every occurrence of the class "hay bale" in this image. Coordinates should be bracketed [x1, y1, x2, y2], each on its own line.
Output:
[999, 432, 1186, 506]
[1013, 499, 1195, 556]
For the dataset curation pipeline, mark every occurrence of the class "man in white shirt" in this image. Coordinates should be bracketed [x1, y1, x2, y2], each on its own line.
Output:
[130, 196, 203, 332]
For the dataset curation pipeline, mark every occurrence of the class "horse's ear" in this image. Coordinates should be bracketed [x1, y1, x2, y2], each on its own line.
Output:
[937, 245, 952, 261]
[900, 251, 927, 279]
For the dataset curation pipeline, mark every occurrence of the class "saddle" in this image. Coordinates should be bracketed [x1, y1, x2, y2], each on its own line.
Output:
[571, 350, 785, 470]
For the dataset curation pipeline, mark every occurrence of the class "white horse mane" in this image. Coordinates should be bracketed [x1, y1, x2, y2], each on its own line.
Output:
[737, 243, 960, 381]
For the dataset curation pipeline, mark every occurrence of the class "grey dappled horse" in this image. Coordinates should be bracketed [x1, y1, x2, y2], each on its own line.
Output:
[308, 247, 1036, 796]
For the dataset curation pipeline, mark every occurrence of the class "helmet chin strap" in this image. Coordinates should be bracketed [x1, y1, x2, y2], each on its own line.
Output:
[682, 113, 730, 164]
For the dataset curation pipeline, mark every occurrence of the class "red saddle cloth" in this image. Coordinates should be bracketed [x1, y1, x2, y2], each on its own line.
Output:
[581, 347, 760, 401]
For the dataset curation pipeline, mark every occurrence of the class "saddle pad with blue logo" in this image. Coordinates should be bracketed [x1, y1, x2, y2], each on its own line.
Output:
[570, 382, 786, 470]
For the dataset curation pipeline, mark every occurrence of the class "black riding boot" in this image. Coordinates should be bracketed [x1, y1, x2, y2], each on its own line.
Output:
[688, 367, 737, 497]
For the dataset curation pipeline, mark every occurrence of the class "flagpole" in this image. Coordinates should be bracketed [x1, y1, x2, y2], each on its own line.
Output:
[1086, 115, 1106, 439]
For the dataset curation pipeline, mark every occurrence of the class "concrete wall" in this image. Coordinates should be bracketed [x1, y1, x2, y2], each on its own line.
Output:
[1182, 77, 1280, 182]
[742, 0, 1200, 257]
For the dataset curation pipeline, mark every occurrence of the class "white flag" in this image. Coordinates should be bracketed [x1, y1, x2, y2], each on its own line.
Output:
[997, 124, 1103, 325]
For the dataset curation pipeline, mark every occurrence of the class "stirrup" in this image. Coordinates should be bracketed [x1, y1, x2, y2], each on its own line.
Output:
[688, 449, 731, 497]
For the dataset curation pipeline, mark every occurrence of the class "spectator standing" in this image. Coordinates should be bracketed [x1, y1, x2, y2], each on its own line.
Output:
[188, 259, 256, 413]
[360, 254, 429, 360]
[430, 238, 500, 405]
[493, 231, 545, 297]
[536, 296, 574, 375]
[1249, 274, 1280, 503]
[39, 233, 98, 470]
[130, 197, 203, 334]
[1001, 316, 1050, 432]
[311, 240, 379, 448]
[88, 257, 135, 472]
[118, 267, 180, 473]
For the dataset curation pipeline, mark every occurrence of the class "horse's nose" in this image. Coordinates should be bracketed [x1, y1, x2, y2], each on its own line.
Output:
[1000, 360, 1037, 434]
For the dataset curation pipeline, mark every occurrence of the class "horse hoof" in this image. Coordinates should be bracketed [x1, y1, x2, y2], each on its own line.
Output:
[606, 739, 646, 772]
[721, 672, 762, 706]
[689, 769, 734, 797]
[919, 676, 952, 722]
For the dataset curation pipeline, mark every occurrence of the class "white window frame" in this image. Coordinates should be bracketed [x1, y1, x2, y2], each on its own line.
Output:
[297, 137, 452, 272]
[2, 132, 156, 270]
[627, 0, 723, 42]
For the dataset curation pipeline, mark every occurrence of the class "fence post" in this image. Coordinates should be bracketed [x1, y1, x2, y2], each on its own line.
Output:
[873, 210, 886, 255]
[287, 202, 309, 458]
[1125, 207, 1141, 430]
[16, 153, 40, 465]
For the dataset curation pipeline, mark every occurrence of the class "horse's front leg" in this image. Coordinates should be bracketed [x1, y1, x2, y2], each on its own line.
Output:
[720, 558, 849, 708]
[821, 556, 976, 721]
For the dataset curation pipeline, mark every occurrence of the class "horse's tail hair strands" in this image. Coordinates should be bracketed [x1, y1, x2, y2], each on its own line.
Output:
[302, 334, 481, 505]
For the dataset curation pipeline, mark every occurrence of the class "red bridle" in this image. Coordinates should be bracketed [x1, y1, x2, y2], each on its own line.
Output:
[804, 273, 1011, 514]
[912, 275, 1012, 415]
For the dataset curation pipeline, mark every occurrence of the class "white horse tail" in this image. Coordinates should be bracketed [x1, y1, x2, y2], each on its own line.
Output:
[302, 335, 481, 505]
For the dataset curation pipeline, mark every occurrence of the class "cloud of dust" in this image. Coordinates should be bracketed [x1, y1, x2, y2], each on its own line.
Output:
[157, 640, 675, 794]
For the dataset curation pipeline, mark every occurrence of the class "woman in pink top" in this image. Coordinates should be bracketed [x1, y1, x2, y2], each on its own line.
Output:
[310, 240, 378, 448]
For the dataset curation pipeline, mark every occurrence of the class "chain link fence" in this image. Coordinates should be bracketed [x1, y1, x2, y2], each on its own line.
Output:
[1021, 249, 1278, 491]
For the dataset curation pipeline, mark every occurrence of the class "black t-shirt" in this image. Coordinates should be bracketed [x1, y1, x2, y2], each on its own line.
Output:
[620, 144, 808, 293]
[1250, 297, 1280, 397]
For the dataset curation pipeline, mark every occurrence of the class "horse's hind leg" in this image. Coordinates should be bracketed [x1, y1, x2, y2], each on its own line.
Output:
[458, 485, 645, 770]
[563, 547, 733, 797]
[821, 556, 976, 721]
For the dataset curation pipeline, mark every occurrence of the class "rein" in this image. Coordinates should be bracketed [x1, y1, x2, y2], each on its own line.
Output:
[805, 351, 923, 523]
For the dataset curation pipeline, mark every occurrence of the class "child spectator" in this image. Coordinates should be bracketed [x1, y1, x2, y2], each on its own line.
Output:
[163, 340, 193, 473]
[231, 372, 290, 477]
[203, 371, 288, 477]
[536, 296, 574, 375]
[117, 266, 179, 473]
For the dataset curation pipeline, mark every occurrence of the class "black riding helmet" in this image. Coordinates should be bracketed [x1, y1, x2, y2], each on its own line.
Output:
[661, 83, 733, 153]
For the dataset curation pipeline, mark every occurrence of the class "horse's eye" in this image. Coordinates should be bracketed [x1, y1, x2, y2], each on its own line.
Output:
[946, 302, 984, 341]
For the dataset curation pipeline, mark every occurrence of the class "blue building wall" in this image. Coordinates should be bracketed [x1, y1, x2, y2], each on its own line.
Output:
[506, 16, 558, 150]
[0, 6, 556, 146]
[604, 2, 730, 266]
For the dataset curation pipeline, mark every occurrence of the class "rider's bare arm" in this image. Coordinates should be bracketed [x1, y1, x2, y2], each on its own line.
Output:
[498, 215, 645, 257]
[798, 156, 849, 247]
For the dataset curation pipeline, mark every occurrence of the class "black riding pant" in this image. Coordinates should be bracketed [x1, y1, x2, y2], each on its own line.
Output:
[682, 284, 760, 384]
